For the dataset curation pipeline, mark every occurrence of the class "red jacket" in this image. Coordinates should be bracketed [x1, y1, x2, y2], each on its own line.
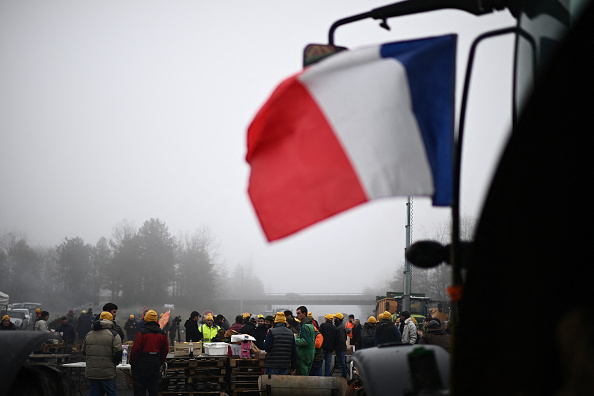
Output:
[130, 322, 169, 365]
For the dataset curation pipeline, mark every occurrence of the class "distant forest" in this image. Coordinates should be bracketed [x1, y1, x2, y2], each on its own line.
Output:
[0, 219, 265, 314]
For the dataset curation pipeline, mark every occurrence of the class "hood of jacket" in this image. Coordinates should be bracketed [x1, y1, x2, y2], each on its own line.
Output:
[92, 319, 114, 331]
[143, 321, 162, 333]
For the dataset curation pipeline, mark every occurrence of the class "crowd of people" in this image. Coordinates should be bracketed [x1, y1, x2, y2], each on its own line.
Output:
[1, 302, 451, 396]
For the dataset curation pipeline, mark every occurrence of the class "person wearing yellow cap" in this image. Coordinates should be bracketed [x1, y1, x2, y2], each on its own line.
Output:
[374, 311, 402, 346]
[319, 313, 338, 376]
[129, 309, 169, 395]
[361, 316, 377, 349]
[199, 313, 221, 344]
[82, 311, 123, 395]
[77, 309, 92, 342]
[1, 315, 16, 330]
[124, 314, 138, 342]
[332, 312, 349, 378]
[255, 315, 271, 350]
[240, 314, 257, 338]
[263, 312, 297, 375]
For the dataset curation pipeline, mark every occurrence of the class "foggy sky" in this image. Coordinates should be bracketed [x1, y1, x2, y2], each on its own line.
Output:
[0, 1, 515, 296]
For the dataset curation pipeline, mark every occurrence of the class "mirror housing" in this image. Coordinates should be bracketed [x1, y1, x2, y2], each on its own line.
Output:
[303, 44, 348, 67]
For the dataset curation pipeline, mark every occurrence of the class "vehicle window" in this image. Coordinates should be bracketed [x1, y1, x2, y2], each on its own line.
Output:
[8, 311, 25, 319]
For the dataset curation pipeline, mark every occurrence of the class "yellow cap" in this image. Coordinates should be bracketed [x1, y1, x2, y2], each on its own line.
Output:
[130, 315, 134, 319]
[2, 315, 9, 321]
[82, 310, 87, 314]
[242, 312, 251, 319]
[274, 312, 286, 323]
[307, 312, 313, 318]
[36, 308, 41, 313]
[258, 314, 264, 318]
[335, 312, 344, 320]
[325, 313, 334, 321]
[100, 311, 114, 321]
[144, 310, 158, 322]
[368, 316, 377, 324]
[205, 313, 214, 320]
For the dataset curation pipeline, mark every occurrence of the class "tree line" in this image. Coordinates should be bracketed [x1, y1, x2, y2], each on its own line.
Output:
[0, 218, 264, 311]
[365, 216, 476, 302]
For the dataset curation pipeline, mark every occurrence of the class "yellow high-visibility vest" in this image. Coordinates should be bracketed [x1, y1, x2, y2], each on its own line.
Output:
[199, 324, 220, 342]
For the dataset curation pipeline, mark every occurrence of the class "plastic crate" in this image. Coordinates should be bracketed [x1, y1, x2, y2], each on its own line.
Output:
[204, 342, 228, 356]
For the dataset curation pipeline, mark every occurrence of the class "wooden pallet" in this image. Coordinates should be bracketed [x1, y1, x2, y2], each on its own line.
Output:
[159, 392, 225, 396]
[229, 374, 260, 382]
[230, 382, 260, 391]
[230, 366, 263, 374]
[160, 379, 224, 392]
[165, 368, 226, 378]
[231, 391, 262, 396]
[229, 358, 265, 368]
[168, 357, 227, 369]
[159, 377, 189, 392]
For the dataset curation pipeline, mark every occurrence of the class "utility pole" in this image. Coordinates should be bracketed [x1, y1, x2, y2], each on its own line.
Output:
[403, 197, 412, 312]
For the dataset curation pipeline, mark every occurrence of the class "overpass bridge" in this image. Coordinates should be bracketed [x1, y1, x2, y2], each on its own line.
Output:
[218, 293, 377, 309]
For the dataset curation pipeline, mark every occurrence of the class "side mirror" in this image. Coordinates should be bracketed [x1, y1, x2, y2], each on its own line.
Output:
[303, 44, 348, 67]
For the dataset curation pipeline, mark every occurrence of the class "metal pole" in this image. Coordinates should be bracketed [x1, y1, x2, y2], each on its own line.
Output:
[403, 197, 412, 312]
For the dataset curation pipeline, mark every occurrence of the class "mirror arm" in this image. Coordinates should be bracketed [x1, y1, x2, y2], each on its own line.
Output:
[328, 0, 507, 46]
[328, 11, 372, 46]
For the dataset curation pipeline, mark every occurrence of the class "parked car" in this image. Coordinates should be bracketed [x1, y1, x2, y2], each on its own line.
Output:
[9, 308, 31, 328]
[7, 310, 28, 329]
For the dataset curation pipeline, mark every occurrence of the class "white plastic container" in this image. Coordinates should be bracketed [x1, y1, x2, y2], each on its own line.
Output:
[204, 342, 228, 356]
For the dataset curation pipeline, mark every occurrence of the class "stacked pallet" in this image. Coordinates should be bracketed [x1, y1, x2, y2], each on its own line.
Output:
[227, 358, 265, 396]
[159, 356, 227, 396]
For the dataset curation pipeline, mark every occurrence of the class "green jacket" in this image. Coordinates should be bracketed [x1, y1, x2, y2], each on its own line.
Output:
[295, 317, 315, 375]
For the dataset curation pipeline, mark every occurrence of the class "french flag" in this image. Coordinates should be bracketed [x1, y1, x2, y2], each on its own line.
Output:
[247, 34, 456, 242]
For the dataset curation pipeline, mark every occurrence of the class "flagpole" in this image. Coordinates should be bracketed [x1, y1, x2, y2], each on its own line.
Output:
[403, 197, 412, 312]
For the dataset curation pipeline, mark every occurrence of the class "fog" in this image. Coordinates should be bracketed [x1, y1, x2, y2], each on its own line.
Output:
[0, 1, 515, 314]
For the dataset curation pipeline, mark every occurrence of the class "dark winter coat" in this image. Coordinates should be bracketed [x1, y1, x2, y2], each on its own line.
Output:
[264, 323, 297, 370]
[335, 320, 348, 352]
[56, 322, 77, 344]
[319, 320, 337, 352]
[351, 323, 362, 350]
[240, 322, 257, 338]
[374, 319, 402, 345]
[254, 325, 269, 350]
[184, 318, 200, 342]
[361, 322, 376, 349]
[0, 322, 16, 330]
[124, 318, 138, 341]
[419, 321, 451, 352]
[77, 313, 92, 340]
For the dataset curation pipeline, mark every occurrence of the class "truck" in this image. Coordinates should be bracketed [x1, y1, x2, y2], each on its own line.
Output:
[375, 292, 431, 328]
[375, 292, 450, 330]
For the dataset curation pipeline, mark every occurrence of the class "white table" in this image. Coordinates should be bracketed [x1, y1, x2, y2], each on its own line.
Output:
[62, 362, 131, 369]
